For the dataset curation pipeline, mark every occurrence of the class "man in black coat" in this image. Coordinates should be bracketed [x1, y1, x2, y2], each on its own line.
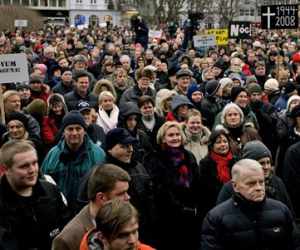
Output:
[201, 159, 300, 250]
[64, 70, 97, 111]
[283, 140, 300, 223]
[0, 140, 69, 250]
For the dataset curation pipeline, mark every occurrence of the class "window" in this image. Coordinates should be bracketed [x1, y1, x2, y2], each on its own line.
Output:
[90, 0, 96, 4]
[50, 0, 56, 7]
[58, 0, 65, 6]
[76, 0, 82, 4]
[40, 0, 48, 6]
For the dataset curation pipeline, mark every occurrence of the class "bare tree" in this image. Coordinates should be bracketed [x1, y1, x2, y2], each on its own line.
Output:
[215, 0, 241, 27]
[0, 5, 43, 31]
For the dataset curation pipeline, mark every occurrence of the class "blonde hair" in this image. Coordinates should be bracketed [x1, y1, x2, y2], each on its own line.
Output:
[156, 121, 185, 145]
[98, 90, 116, 104]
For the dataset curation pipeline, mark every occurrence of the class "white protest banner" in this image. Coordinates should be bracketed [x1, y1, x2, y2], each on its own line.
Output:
[193, 34, 216, 48]
[0, 53, 29, 84]
[14, 19, 28, 27]
[149, 30, 162, 38]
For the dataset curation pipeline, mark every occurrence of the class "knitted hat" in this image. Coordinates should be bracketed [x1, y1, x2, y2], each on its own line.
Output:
[61, 111, 87, 130]
[247, 83, 262, 94]
[290, 104, 300, 118]
[264, 78, 279, 91]
[231, 86, 247, 102]
[6, 111, 29, 130]
[287, 95, 300, 112]
[187, 83, 203, 101]
[242, 140, 272, 161]
[213, 60, 225, 71]
[105, 128, 137, 150]
[228, 73, 243, 84]
[245, 75, 258, 86]
[205, 80, 221, 97]
[24, 99, 47, 117]
[17, 83, 31, 91]
[29, 75, 43, 84]
[219, 78, 233, 89]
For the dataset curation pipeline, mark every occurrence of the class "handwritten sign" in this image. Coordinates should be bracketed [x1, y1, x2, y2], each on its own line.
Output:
[207, 29, 228, 45]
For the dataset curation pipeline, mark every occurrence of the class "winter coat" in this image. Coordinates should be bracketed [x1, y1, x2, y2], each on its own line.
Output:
[119, 85, 156, 107]
[199, 154, 237, 214]
[183, 125, 211, 163]
[250, 101, 279, 157]
[201, 195, 300, 250]
[52, 81, 74, 96]
[41, 136, 105, 206]
[42, 116, 60, 146]
[137, 113, 165, 148]
[143, 148, 202, 250]
[0, 176, 70, 250]
[200, 96, 223, 129]
[283, 141, 300, 220]
[216, 176, 295, 217]
[64, 90, 98, 111]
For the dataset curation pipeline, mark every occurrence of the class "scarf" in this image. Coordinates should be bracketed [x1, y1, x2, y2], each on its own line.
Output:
[163, 145, 192, 188]
[210, 151, 233, 183]
[97, 105, 119, 134]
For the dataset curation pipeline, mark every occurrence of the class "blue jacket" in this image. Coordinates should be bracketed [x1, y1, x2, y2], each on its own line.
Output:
[41, 136, 105, 203]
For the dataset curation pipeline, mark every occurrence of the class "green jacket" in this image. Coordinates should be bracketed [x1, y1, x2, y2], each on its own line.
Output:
[41, 136, 105, 203]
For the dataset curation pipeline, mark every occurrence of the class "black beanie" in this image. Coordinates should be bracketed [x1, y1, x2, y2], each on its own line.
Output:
[205, 80, 220, 97]
[231, 86, 247, 102]
[61, 111, 87, 131]
[242, 140, 272, 161]
[6, 112, 29, 130]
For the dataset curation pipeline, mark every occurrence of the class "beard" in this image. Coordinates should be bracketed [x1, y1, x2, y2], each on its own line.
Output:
[142, 114, 154, 121]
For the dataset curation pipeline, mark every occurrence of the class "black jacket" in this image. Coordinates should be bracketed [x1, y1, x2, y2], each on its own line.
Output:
[283, 141, 300, 220]
[0, 176, 69, 250]
[201, 195, 300, 250]
[216, 175, 295, 217]
[200, 96, 223, 129]
[143, 148, 202, 250]
[52, 81, 74, 96]
[64, 90, 98, 111]
[199, 154, 236, 214]
[137, 113, 165, 148]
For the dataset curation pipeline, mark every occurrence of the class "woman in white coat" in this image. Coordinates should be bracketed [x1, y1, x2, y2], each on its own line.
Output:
[96, 91, 119, 134]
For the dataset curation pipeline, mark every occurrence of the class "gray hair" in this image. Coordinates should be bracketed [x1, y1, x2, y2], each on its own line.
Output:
[220, 102, 244, 126]
[231, 159, 263, 182]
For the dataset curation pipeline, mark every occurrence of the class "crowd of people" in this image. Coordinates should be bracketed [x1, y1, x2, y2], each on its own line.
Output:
[0, 17, 300, 250]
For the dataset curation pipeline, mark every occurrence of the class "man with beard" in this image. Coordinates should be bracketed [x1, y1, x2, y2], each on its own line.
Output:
[137, 95, 165, 147]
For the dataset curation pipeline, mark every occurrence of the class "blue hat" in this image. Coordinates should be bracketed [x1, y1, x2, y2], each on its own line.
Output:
[187, 83, 203, 101]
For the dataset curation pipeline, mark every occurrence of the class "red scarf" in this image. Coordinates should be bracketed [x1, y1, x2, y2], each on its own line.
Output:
[210, 151, 233, 184]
